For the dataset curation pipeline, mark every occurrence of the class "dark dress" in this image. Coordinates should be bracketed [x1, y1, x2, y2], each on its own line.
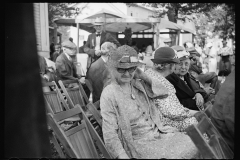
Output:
[166, 72, 208, 110]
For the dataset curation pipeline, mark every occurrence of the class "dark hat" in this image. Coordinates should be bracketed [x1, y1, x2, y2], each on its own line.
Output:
[187, 47, 200, 57]
[107, 45, 143, 69]
[62, 40, 77, 49]
[171, 45, 185, 52]
[189, 64, 202, 75]
[151, 47, 179, 64]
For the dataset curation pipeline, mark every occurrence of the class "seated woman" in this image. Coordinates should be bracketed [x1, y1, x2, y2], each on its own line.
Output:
[144, 47, 198, 132]
[166, 48, 209, 111]
[100, 45, 200, 159]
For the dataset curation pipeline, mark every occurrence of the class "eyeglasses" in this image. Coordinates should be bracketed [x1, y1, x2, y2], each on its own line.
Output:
[117, 67, 137, 74]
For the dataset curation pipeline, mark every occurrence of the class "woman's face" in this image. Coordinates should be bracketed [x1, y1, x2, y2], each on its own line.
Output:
[113, 66, 137, 84]
[174, 59, 190, 76]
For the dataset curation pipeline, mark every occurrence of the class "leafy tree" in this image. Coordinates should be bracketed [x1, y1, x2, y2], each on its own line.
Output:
[48, 3, 77, 27]
[127, 3, 222, 45]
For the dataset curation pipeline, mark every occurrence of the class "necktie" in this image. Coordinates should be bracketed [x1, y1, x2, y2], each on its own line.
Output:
[96, 32, 100, 37]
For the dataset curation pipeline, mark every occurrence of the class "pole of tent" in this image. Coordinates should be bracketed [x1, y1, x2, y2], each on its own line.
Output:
[77, 23, 79, 53]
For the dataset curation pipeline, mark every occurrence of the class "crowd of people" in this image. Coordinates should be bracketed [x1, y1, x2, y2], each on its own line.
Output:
[40, 17, 235, 159]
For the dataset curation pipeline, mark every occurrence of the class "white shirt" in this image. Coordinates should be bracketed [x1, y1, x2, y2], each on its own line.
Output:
[64, 52, 72, 61]
[95, 32, 101, 51]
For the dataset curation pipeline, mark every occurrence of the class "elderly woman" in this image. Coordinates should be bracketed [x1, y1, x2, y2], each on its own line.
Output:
[100, 45, 200, 159]
[166, 48, 209, 111]
[144, 47, 198, 132]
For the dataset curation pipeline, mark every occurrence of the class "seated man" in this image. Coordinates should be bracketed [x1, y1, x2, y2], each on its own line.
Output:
[86, 42, 116, 104]
[187, 47, 220, 94]
[55, 40, 88, 96]
[51, 44, 61, 62]
[166, 48, 209, 111]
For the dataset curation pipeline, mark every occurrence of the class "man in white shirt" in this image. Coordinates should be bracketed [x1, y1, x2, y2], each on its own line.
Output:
[84, 17, 121, 69]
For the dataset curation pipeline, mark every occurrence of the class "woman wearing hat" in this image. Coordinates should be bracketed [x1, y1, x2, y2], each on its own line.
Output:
[100, 45, 200, 159]
[145, 47, 198, 132]
[166, 48, 209, 111]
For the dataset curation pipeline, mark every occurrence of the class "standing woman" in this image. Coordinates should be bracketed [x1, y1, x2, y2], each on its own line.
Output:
[100, 45, 200, 159]
[206, 42, 218, 73]
[145, 47, 198, 132]
[218, 39, 233, 79]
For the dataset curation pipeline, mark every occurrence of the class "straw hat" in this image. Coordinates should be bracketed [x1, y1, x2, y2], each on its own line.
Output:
[107, 45, 143, 69]
[91, 17, 105, 26]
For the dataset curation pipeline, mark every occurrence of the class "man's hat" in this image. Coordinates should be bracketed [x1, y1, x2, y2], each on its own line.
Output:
[151, 47, 179, 64]
[171, 45, 185, 52]
[91, 17, 105, 26]
[187, 47, 201, 57]
[62, 40, 77, 56]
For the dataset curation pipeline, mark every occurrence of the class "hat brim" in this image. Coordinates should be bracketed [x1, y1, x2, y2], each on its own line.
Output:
[91, 23, 104, 27]
[107, 61, 144, 69]
[178, 56, 189, 61]
[151, 58, 179, 64]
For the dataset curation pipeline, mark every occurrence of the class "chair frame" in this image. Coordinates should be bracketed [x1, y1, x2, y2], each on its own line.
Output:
[47, 106, 100, 158]
[186, 116, 233, 159]
[42, 81, 69, 113]
[57, 80, 111, 158]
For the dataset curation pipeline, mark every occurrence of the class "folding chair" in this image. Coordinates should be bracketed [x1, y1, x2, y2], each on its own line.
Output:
[42, 81, 69, 113]
[58, 79, 89, 110]
[58, 81, 108, 156]
[194, 102, 213, 122]
[186, 116, 234, 159]
[58, 80, 102, 127]
[47, 104, 111, 158]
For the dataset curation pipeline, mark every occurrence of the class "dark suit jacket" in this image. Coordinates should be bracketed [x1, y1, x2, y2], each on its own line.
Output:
[211, 69, 235, 151]
[86, 57, 112, 103]
[84, 31, 121, 69]
[55, 53, 78, 81]
[166, 72, 208, 110]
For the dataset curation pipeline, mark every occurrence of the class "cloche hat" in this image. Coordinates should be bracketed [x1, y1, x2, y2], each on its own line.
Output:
[151, 47, 179, 64]
[107, 45, 143, 69]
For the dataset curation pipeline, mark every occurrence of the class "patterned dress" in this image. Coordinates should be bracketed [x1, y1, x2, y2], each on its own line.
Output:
[145, 68, 198, 131]
[100, 78, 200, 159]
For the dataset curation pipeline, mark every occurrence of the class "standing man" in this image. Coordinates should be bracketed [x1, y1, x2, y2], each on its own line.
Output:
[84, 17, 121, 69]
[86, 42, 116, 104]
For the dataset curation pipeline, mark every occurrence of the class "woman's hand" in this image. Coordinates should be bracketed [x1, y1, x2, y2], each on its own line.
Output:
[193, 93, 204, 108]
[188, 110, 199, 117]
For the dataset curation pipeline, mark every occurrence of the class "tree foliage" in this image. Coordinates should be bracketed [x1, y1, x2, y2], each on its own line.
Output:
[48, 3, 78, 27]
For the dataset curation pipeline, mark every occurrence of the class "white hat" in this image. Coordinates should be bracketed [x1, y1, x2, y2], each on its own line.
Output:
[175, 50, 190, 61]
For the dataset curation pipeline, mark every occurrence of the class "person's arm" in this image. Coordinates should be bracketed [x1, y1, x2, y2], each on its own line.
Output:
[84, 34, 97, 58]
[134, 68, 168, 99]
[100, 88, 130, 159]
[55, 59, 78, 80]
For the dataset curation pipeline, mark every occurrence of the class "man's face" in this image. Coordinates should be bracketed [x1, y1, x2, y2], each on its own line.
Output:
[63, 47, 77, 56]
[55, 46, 60, 53]
[174, 58, 190, 76]
[94, 25, 103, 33]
